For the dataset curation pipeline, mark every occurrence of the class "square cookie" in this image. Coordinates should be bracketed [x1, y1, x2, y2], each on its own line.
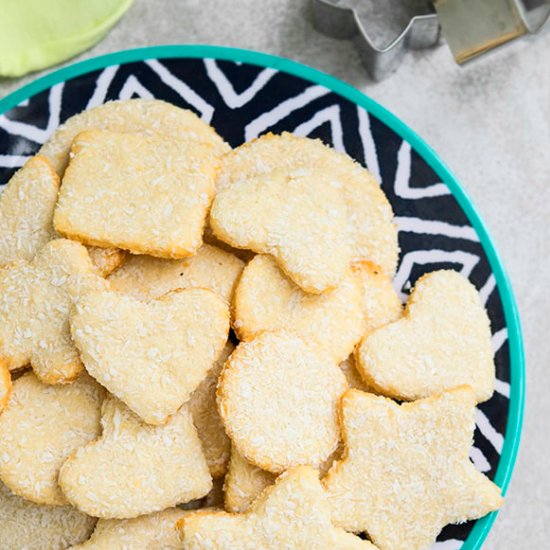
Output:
[54, 130, 218, 259]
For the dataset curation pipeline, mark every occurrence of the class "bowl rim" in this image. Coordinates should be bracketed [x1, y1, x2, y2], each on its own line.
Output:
[0, 45, 525, 550]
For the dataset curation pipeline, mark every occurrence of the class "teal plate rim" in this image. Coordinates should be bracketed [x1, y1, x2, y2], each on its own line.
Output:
[0, 45, 525, 550]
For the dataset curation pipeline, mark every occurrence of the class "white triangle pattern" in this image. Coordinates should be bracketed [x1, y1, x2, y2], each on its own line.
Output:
[395, 140, 451, 199]
[357, 105, 382, 183]
[204, 59, 276, 109]
[86, 65, 119, 109]
[0, 154, 29, 168]
[244, 84, 330, 141]
[293, 104, 345, 152]
[145, 59, 214, 123]
[395, 216, 479, 242]
[0, 83, 63, 144]
[118, 75, 155, 100]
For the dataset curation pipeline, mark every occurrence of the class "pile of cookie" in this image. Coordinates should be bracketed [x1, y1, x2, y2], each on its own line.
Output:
[0, 99, 502, 550]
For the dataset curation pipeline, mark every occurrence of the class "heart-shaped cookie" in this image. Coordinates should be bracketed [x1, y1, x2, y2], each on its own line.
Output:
[356, 270, 494, 402]
[59, 397, 212, 519]
[70, 287, 229, 425]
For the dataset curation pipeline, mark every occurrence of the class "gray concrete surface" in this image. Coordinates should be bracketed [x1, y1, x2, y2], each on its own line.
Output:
[1, 1, 548, 547]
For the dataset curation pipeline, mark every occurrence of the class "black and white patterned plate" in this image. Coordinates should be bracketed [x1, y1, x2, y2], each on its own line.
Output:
[0, 46, 524, 550]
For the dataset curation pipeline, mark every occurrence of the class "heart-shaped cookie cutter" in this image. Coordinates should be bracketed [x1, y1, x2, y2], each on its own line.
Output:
[312, 0, 550, 80]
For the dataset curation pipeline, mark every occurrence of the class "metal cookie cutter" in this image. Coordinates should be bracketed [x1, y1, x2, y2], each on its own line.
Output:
[311, 0, 550, 80]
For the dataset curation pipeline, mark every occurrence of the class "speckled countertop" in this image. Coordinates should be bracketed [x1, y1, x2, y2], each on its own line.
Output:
[1, 1, 548, 547]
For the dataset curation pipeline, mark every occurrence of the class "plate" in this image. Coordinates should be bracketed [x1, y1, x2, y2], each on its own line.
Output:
[0, 45, 524, 550]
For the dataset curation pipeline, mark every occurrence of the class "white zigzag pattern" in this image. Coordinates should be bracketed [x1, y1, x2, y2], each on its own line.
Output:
[470, 446, 492, 473]
[395, 140, 450, 199]
[86, 65, 119, 109]
[293, 104, 345, 152]
[431, 539, 463, 550]
[476, 408, 504, 454]
[119, 75, 155, 100]
[0, 83, 63, 144]
[145, 60, 214, 123]
[492, 328, 510, 398]
[0, 155, 29, 168]
[244, 84, 330, 141]
[357, 106, 382, 183]
[479, 274, 496, 305]
[395, 216, 479, 242]
[204, 59, 276, 109]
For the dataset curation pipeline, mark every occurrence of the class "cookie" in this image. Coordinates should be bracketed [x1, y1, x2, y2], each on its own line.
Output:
[87, 247, 126, 277]
[39, 98, 229, 176]
[210, 170, 351, 294]
[356, 270, 495, 402]
[223, 442, 344, 514]
[233, 255, 364, 362]
[0, 480, 96, 550]
[179, 478, 226, 512]
[188, 341, 234, 478]
[108, 244, 244, 304]
[0, 373, 103, 505]
[59, 397, 212, 519]
[323, 387, 503, 549]
[203, 225, 256, 263]
[178, 466, 374, 549]
[0, 238, 105, 383]
[71, 287, 229, 425]
[0, 155, 59, 266]
[54, 130, 219, 259]
[354, 260, 402, 333]
[70, 508, 188, 549]
[339, 355, 368, 392]
[0, 155, 123, 277]
[0, 361, 11, 413]
[217, 132, 398, 276]
[223, 447, 276, 513]
[217, 331, 347, 473]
